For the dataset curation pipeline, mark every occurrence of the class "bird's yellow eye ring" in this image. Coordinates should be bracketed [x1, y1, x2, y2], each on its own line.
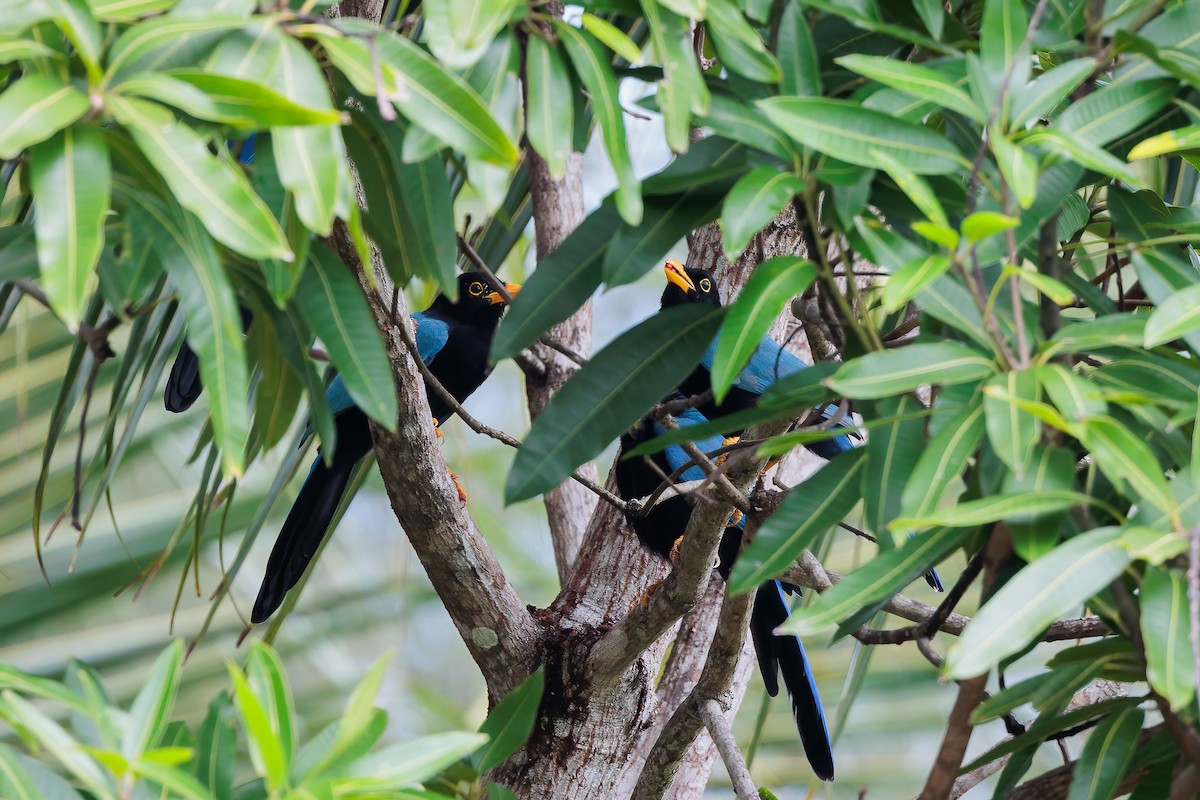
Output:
[699, 278, 712, 292]
[468, 281, 485, 296]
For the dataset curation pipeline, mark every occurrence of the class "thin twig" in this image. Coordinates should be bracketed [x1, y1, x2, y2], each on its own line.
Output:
[699, 700, 758, 800]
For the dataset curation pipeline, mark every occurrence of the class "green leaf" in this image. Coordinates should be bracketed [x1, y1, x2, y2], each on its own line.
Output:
[1010, 58, 1094, 129]
[111, 97, 290, 261]
[506, 304, 724, 503]
[474, 669, 545, 774]
[0, 75, 89, 159]
[899, 397, 984, 520]
[1130, 125, 1200, 159]
[758, 97, 966, 175]
[705, 0, 780, 83]
[138, 197, 250, 477]
[295, 248, 397, 430]
[89, 0, 176, 19]
[423, 0, 518, 69]
[641, 136, 750, 195]
[250, 315, 303, 452]
[1023, 129, 1140, 185]
[720, 167, 805, 260]
[366, 25, 519, 167]
[1055, 78, 1176, 147]
[0, 743, 85, 800]
[892, 490, 1092, 532]
[1144, 284, 1200, 348]
[1078, 416, 1173, 514]
[245, 644, 295, 776]
[0, 36, 59, 64]
[777, 526, 971, 635]
[701, 89, 796, 162]
[728, 449, 867, 594]
[873, 148, 948, 227]
[961, 211, 1018, 243]
[836, 55, 982, 122]
[0, 691, 112, 799]
[1139, 566, 1196, 711]
[983, 370, 1040, 477]
[827, 343, 996, 399]
[490, 203, 619, 360]
[864, 394, 925, 546]
[525, 35, 573, 180]
[989, 131, 1038, 209]
[121, 640, 183, 762]
[29, 126, 109, 331]
[978, 0, 1028, 115]
[777, 0, 820, 96]
[195, 694, 235, 800]
[45, 0, 102, 77]
[944, 527, 1131, 679]
[557, 22, 641, 224]
[711, 256, 815, 402]
[1043, 314, 1147, 357]
[581, 13, 642, 63]
[106, 14, 249, 77]
[340, 732, 488, 791]
[640, 0, 709, 152]
[269, 34, 347, 236]
[164, 69, 342, 126]
[227, 663, 286, 792]
[882, 254, 951, 314]
[1066, 706, 1144, 800]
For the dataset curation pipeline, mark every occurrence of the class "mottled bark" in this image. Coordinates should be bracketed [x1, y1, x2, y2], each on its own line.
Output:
[526, 148, 595, 583]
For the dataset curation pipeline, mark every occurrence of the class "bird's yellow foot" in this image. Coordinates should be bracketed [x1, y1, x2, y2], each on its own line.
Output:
[669, 534, 685, 562]
[716, 436, 740, 467]
[432, 418, 445, 443]
[638, 579, 665, 608]
[449, 470, 467, 503]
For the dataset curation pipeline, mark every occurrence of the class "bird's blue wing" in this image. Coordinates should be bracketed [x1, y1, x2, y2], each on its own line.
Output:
[653, 407, 726, 482]
[412, 312, 450, 364]
[324, 374, 355, 417]
[237, 134, 256, 165]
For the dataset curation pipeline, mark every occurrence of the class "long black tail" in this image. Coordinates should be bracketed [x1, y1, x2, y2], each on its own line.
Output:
[751, 581, 834, 782]
[251, 453, 359, 623]
[164, 341, 203, 412]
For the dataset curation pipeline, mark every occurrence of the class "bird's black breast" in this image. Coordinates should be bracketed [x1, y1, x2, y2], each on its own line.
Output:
[423, 318, 496, 423]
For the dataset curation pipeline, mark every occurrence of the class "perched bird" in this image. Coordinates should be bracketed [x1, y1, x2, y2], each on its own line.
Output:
[250, 272, 520, 623]
[164, 137, 257, 413]
[660, 261, 943, 592]
[616, 402, 835, 781]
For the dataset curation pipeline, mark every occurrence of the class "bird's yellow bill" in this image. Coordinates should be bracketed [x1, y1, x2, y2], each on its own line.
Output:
[663, 260, 695, 292]
[487, 282, 522, 305]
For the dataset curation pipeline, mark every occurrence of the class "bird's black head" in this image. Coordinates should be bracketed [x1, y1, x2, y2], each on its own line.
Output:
[429, 272, 521, 327]
[660, 261, 722, 308]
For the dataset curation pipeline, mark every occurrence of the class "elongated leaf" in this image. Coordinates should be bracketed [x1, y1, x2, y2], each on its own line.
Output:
[705, 0, 779, 83]
[557, 23, 641, 224]
[837, 55, 982, 122]
[0, 36, 59, 64]
[758, 97, 966, 175]
[270, 35, 346, 236]
[827, 343, 996, 399]
[227, 664, 286, 792]
[30, 126, 109, 331]
[506, 304, 723, 502]
[640, 0, 708, 152]
[342, 732, 488, 790]
[1145, 284, 1200, 348]
[490, 203, 620, 360]
[702, 90, 795, 161]
[728, 449, 866, 594]
[1139, 566, 1196, 711]
[1010, 58, 1095, 128]
[944, 527, 1131, 679]
[295, 248, 397, 429]
[165, 70, 341, 126]
[0, 742, 84, 800]
[864, 394, 925, 546]
[641, 135, 750, 195]
[0, 75, 89, 159]
[778, 1, 820, 96]
[721, 167, 805, 260]
[106, 14, 248, 76]
[0, 691, 111, 799]
[984, 369, 1041, 477]
[525, 35, 573, 180]
[882, 254, 951, 313]
[711, 256, 814, 402]
[989, 131, 1038, 209]
[195, 694, 235, 800]
[131, 759, 209, 800]
[1131, 125, 1200, 159]
[900, 397, 984, 519]
[892, 490, 1092, 532]
[112, 97, 289, 260]
[1079, 416, 1173, 514]
[245, 644, 296, 774]
[581, 13, 642, 63]
[777, 526, 971, 635]
[603, 186, 730, 287]
[1023, 129, 1140, 185]
[1054, 78, 1176, 146]
[978, 0, 1028, 113]
[423, 0, 518, 69]
[474, 668, 544, 774]
[1067, 706, 1144, 800]
[121, 640, 183, 761]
